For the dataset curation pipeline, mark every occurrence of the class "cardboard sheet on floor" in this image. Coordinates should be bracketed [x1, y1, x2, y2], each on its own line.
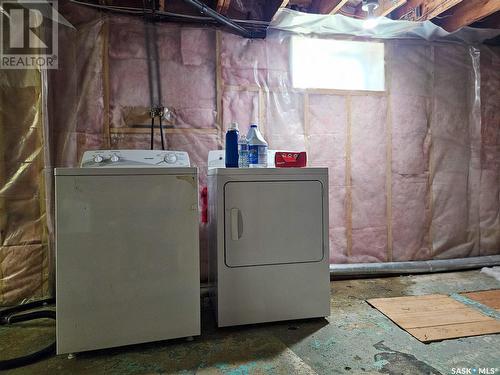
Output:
[367, 294, 500, 342]
[461, 290, 500, 311]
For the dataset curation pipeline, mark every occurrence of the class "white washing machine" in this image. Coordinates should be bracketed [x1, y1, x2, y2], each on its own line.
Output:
[208, 167, 330, 327]
[55, 150, 200, 354]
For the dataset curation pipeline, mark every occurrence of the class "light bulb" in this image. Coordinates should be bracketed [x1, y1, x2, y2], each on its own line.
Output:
[362, 0, 379, 29]
[363, 16, 379, 29]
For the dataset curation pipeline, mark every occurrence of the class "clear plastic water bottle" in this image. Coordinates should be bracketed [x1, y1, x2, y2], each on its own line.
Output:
[246, 124, 268, 168]
[238, 135, 249, 168]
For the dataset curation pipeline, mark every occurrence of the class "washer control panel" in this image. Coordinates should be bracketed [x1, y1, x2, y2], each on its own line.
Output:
[81, 150, 190, 168]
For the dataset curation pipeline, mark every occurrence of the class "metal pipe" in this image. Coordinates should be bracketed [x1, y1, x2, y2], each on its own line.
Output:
[69, 0, 270, 28]
[180, 0, 264, 38]
[330, 255, 500, 277]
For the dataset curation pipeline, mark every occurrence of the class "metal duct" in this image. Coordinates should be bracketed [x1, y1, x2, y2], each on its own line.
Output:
[330, 255, 500, 277]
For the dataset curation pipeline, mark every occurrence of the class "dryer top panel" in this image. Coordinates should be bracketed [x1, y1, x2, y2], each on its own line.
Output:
[208, 167, 328, 176]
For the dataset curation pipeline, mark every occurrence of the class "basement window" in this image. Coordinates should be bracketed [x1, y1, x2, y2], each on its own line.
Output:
[290, 37, 385, 91]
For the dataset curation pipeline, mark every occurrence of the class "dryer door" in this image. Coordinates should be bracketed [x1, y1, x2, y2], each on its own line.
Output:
[224, 180, 324, 267]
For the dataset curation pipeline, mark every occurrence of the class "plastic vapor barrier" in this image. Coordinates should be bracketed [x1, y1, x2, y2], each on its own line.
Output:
[0, 69, 50, 305]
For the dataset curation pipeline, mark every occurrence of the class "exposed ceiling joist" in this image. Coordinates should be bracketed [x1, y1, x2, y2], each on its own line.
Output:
[425, 0, 464, 19]
[318, 0, 350, 14]
[355, 0, 407, 18]
[375, 0, 407, 17]
[392, 0, 464, 21]
[471, 9, 500, 28]
[280, 0, 290, 7]
[216, 0, 231, 15]
[439, 0, 500, 32]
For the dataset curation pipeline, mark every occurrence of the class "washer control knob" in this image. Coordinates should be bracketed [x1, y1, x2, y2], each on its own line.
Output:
[110, 154, 120, 162]
[93, 155, 104, 163]
[164, 153, 177, 164]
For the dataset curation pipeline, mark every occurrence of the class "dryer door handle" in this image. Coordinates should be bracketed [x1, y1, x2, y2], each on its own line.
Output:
[230, 208, 242, 241]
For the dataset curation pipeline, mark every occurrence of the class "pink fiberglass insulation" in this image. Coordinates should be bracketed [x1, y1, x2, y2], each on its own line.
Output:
[308, 95, 348, 263]
[222, 90, 259, 133]
[350, 95, 388, 262]
[431, 45, 481, 259]
[49, 16, 105, 166]
[220, 33, 291, 88]
[3, 4, 500, 303]
[108, 18, 216, 132]
[388, 43, 432, 261]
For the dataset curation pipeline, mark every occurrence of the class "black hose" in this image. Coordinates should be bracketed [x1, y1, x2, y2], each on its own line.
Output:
[0, 298, 54, 322]
[7, 310, 55, 324]
[150, 116, 155, 150]
[159, 114, 165, 150]
[180, 0, 256, 38]
[0, 301, 56, 370]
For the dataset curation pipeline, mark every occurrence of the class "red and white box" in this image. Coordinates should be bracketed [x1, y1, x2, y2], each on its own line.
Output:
[274, 151, 307, 168]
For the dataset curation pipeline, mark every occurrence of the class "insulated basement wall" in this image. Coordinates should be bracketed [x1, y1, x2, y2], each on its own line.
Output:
[1, 4, 499, 304]
[219, 32, 498, 265]
[0, 69, 49, 305]
[479, 46, 500, 255]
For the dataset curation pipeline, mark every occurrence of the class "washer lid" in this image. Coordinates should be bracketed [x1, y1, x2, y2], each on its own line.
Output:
[223, 180, 325, 267]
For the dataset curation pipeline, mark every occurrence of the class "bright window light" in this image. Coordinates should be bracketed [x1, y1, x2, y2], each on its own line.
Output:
[290, 37, 385, 91]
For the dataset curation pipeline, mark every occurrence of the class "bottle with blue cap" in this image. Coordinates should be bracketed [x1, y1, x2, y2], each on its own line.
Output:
[225, 122, 239, 168]
[246, 124, 268, 168]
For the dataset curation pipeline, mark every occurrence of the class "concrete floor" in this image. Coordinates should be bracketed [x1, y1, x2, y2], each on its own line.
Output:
[2, 270, 500, 374]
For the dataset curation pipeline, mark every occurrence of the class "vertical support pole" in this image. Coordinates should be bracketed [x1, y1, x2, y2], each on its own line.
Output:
[102, 16, 111, 148]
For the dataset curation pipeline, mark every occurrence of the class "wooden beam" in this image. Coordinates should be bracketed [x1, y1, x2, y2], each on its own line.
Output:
[392, 0, 464, 21]
[375, 0, 407, 17]
[318, 0, 349, 14]
[216, 0, 231, 15]
[439, 0, 500, 32]
[425, 0, 464, 19]
[392, 0, 422, 20]
[471, 9, 500, 28]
